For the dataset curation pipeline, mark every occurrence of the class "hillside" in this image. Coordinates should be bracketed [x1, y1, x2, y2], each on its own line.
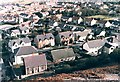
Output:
[34, 65, 119, 81]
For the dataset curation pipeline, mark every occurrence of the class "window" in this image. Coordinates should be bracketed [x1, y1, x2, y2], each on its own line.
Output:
[111, 48, 114, 50]
[61, 59, 63, 61]
[21, 57, 23, 61]
[41, 66, 44, 70]
[32, 68, 34, 73]
[95, 51, 97, 53]
[116, 46, 118, 48]
[15, 44, 17, 47]
[24, 30, 26, 33]
[27, 68, 29, 74]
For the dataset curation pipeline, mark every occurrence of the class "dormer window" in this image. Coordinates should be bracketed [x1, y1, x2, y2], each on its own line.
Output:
[13, 42, 16, 46]
[24, 30, 26, 33]
[20, 40, 23, 44]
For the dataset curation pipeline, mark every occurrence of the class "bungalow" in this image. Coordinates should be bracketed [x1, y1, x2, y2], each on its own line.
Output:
[59, 31, 73, 44]
[78, 17, 84, 25]
[23, 54, 47, 75]
[59, 31, 72, 38]
[34, 33, 55, 48]
[10, 29, 21, 37]
[19, 13, 32, 23]
[85, 18, 97, 26]
[19, 27, 30, 35]
[72, 17, 80, 25]
[104, 36, 119, 54]
[91, 18, 98, 26]
[50, 48, 76, 63]
[73, 29, 92, 42]
[92, 29, 106, 38]
[8, 37, 31, 52]
[104, 42, 118, 54]
[34, 19, 44, 27]
[105, 21, 112, 27]
[11, 46, 38, 65]
[3, 16, 19, 25]
[98, 20, 112, 28]
[83, 39, 105, 56]
[61, 16, 69, 22]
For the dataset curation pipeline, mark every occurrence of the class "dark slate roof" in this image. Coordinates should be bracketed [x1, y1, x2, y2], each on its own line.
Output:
[9, 37, 31, 46]
[24, 54, 47, 68]
[104, 43, 112, 48]
[98, 20, 106, 25]
[51, 48, 75, 61]
[59, 31, 72, 38]
[14, 46, 38, 56]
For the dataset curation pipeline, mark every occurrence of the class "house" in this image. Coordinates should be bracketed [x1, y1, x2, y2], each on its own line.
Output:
[85, 18, 95, 26]
[72, 17, 79, 25]
[10, 29, 21, 37]
[61, 16, 69, 22]
[3, 16, 19, 25]
[103, 42, 118, 54]
[12, 46, 38, 65]
[59, 31, 73, 44]
[8, 37, 31, 52]
[19, 13, 32, 23]
[59, 31, 72, 38]
[50, 48, 76, 63]
[34, 19, 44, 27]
[90, 18, 98, 26]
[98, 20, 112, 28]
[83, 39, 105, 56]
[19, 27, 30, 35]
[73, 29, 91, 42]
[105, 21, 112, 27]
[23, 54, 47, 75]
[92, 29, 106, 38]
[78, 17, 84, 25]
[34, 33, 55, 48]
[104, 36, 119, 54]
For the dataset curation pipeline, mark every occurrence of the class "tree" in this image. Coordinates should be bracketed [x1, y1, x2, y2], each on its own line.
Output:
[109, 48, 120, 64]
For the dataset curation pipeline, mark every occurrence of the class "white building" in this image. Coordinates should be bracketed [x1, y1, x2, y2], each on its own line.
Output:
[12, 46, 38, 65]
[8, 37, 31, 52]
[83, 39, 105, 56]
